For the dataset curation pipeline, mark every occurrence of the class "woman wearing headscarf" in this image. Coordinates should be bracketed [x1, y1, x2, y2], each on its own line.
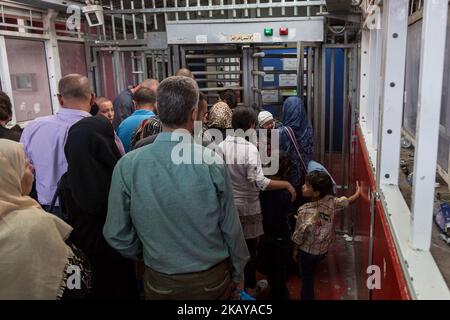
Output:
[279, 96, 314, 189]
[0, 139, 91, 299]
[206, 101, 233, 142]
[61, 115, 138, 299]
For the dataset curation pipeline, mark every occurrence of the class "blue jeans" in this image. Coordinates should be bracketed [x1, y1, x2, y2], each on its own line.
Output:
[299, 250, 326, 300]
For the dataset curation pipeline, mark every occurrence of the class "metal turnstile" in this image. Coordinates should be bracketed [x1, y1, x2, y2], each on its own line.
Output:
[173, 45, 244, 106]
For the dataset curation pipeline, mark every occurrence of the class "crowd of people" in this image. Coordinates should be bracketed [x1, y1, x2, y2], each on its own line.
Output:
[0, 70, 360, 300]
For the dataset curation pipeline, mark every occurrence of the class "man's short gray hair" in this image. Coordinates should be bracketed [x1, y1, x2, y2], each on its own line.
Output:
[140, 78, 159, 92]
[175, 68, 194, 79]
[157, 76, 199, 128]
[58, 74, 91, 101]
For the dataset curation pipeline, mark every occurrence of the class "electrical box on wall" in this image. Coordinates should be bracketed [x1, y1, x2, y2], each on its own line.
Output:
[166, 18, 324, 44]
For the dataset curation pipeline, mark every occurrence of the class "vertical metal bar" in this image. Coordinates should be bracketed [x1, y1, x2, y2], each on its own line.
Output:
[152, 53, 157, 80]
[142, 0, 147, 33]
[122, 51, 127, 89]
[359, 30, 370, 125]
[0, 35, 16, 123]
[341, 48, 348, 196]
[180, 46, 186, 69]
[411, 0, 449, 250]
[367, 30, 378, 136]
[186, 0, 190, 20]
[111, 1, 116, 41]
[172, 45, 180, 73]
[101, 53, 108, 97]
[166, 49, 171, 77]
[377, 0, 409, 187]
[220, 0, 224, 15]
[371, 29, 383, 149]
[307, 0, 311, 17]
[244, 0, 249, 17]
[307, 47, 313, 123]
[257, 0, 260, 17]
[232, 0, 237, 18]
[294, 0, 298, 16]
[1, 5, 4, 24]
[320, 45, 326, 164]
[163, 0, 168, 22]
[198, 0, 201, 16]
[44, 10, 61, 113]
[143, 52, 148, 79]
[131, 52, 137, 84]
[328, 49, 335, 169]
[175, 0, 179, 21]
[313, 47, 320, 158]
[131, 1, 137, 40]
[269, 0, 273, 16]
[161, 50, 167, 79]
[368, 191, 376, 299]
[297, 42, 304, 101]
[209, 0, 213, 18]
[121, 0, 126, 40]
[84, 41, 95, 95]
[242, 47, 250, 106]
[281, 0, 285, 16]
[153, 0, 158, 30]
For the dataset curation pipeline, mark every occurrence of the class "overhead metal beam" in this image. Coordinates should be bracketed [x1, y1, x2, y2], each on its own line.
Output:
[105, 1, 327, 14]
[11, 0, 82, 11]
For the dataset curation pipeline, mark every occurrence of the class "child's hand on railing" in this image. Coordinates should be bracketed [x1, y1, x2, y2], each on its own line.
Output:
[348, 181, 362, 204]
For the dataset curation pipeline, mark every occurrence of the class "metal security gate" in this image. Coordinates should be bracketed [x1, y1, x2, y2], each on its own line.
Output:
[174, 44, 244, 105]
[146, 49, 170, 81]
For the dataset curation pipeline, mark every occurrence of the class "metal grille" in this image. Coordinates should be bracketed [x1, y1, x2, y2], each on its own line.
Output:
[103, 0, 326, 41]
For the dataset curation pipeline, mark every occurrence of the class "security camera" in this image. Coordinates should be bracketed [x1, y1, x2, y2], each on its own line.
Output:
[82, 5, 104, 27]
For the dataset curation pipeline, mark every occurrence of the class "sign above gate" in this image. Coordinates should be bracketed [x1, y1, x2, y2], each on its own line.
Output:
[166, 17, 324, 44]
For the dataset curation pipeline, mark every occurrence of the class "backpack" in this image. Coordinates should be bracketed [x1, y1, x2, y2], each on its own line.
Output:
[131, 116, 162, 148]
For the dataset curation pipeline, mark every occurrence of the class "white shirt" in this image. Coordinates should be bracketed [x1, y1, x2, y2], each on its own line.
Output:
[219, 135, 271, 240]
[219, 135, 271, 201]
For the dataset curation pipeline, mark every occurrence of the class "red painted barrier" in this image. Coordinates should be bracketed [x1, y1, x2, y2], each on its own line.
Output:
[353, 126, 410, 300]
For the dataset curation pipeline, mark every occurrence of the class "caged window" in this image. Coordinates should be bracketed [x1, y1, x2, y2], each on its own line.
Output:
[403, 13, 450, 179]
[5, 38, 53, 122]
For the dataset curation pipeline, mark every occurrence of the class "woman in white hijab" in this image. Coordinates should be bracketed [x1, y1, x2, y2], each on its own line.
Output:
[0, 139, 91, 299]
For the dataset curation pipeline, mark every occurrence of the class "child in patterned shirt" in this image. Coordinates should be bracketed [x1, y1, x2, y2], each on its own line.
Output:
[292, 171, 361, 300]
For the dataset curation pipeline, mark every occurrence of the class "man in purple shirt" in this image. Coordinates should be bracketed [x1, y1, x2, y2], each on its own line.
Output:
[20, 74, 94, 216]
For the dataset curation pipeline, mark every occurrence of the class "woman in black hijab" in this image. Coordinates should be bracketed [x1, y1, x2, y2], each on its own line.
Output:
[61, 115, 138, 299]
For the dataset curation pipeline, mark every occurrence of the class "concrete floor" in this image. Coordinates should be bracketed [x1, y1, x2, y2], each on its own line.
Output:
[259, 235, 358, 300]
